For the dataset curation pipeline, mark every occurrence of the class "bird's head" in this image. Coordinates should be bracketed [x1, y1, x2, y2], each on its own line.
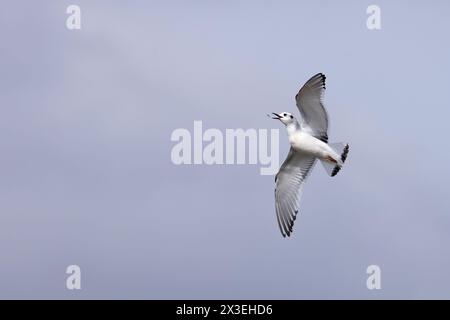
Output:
[270, 112, 296, 126]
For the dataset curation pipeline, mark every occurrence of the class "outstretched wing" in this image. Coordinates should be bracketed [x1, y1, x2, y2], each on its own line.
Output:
[275, 148, 316, 237]
[295, 73, 329, 142]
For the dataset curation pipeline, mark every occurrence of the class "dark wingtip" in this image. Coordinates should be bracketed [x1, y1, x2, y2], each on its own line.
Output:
[320, 73, 326, 89]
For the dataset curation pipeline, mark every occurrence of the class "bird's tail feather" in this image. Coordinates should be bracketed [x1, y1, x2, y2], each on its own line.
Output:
[320, 143, 349, 177]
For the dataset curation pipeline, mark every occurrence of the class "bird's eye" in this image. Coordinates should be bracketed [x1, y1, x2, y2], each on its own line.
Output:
[284, 113, 287, 116]
[290, 115, 293, 119]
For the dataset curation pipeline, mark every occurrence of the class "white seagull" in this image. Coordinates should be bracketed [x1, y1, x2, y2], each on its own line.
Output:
[270, 73, 349, 237]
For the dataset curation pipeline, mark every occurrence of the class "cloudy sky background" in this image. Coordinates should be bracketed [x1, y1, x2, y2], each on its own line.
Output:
[1, 0, 450, 299]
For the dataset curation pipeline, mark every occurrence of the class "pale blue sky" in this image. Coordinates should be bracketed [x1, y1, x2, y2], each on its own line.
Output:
[1, 0, 450, 299]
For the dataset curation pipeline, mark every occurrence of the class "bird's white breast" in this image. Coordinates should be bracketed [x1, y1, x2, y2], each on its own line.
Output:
[289, 131, 329, 157]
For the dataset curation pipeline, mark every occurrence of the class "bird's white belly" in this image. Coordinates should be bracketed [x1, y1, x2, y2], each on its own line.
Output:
[289, 132, 330, 158]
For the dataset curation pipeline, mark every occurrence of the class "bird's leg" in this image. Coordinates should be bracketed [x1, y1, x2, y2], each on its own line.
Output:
[325, 155, 338, 164]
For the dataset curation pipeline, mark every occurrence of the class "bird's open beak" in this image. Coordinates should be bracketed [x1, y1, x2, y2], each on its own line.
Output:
[271, 112, 282, 120]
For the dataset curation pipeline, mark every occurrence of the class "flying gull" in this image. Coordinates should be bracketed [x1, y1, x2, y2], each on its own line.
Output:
[269, 73, 349, 237]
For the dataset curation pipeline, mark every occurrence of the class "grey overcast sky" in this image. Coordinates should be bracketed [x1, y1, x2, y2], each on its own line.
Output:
[1, 0, 450, 299]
